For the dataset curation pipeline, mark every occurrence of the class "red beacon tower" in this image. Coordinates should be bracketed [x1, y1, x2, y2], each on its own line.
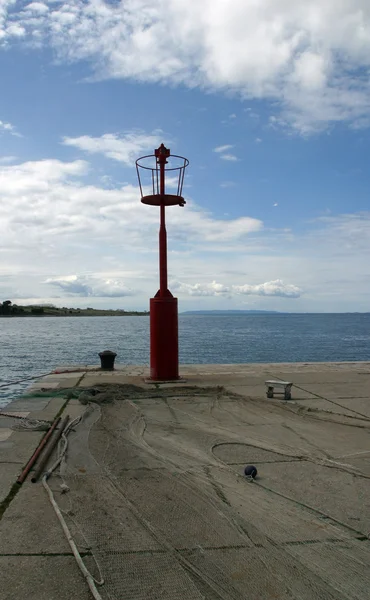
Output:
[136, 144, 189, 380]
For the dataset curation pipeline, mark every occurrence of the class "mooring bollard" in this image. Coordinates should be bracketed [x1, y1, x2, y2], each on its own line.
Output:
[99, 350, 117, 370]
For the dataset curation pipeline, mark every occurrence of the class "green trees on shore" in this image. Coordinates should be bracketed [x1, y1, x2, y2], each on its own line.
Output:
[0, 301, 25, 315]
[0, 301, 148, 316]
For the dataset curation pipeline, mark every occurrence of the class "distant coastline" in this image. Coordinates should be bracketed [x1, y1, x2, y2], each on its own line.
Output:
[0, 313, 149, 317]
[181, 310, 370, 315]
[0, 302, 149, 317]
[1, 304, 369, 318]
[181, 310, 280, 315]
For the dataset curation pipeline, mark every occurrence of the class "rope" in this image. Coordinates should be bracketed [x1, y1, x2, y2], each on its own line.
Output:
[210, 441, 370, 540]
[0, 411, 51, 431]
[0, 371, 56, 389]
[271, 376, 370, 423]
[0, 367, 92, 390]
[42, 413, 105, 600]
[13, 418, 50, 431]
[52, 368, 93, 375]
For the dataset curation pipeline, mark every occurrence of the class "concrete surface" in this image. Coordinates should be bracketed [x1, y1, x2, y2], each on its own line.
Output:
[0, 483, 71, 554]
[0, 428, 12, 442]
[0, 362, 369, 599]
[0, 556, 93, 600]
[0, 431, 47, 464]
[0, 464, 20, 504]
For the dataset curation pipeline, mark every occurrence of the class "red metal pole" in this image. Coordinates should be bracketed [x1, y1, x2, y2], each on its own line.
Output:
[157, 148, 168, 296]
[159, 204, 168, 296]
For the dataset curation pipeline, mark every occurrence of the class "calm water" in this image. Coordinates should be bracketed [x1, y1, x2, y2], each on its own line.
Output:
[1, 313, 370, 406]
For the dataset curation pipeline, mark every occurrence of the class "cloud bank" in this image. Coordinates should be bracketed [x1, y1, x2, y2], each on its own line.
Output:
[172, 279, 302, 298]
[2, 1, 370, 132]
[0, 133, 369, 311]
[45, 275, 134, 297]
[234, 280, 301, 298]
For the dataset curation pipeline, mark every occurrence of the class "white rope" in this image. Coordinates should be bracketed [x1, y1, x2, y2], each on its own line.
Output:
[0, 411, 51, 431]
[0, 371, 56, 389]
[42, 414, 105, 600]
[13, 418, 50, 431]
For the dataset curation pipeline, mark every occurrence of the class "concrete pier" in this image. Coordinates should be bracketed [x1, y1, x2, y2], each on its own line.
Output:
[1, 362, 370, 599]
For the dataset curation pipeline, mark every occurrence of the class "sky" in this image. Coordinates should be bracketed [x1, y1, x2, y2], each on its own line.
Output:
[0, 1, 370, 313]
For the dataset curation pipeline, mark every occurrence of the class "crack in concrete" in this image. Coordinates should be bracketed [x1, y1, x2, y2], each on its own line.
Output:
[0, 552, 92, 557]
[0, 482, 22, 522]
[0, 539, 349, 560]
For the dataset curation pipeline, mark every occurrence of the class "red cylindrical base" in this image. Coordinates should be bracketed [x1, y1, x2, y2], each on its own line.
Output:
[150, 296, 179, 380]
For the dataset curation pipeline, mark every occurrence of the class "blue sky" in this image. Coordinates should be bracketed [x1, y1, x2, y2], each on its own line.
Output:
[0, 0, 370, 312]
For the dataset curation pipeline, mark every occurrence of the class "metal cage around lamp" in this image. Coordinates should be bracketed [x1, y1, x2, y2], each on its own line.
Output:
[136, 147, 189, 207]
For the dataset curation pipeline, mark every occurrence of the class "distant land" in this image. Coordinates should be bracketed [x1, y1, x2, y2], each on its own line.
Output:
[0, 301, 148, 317]
[181, 310, 281, 315]
[181, 310, 370, 315]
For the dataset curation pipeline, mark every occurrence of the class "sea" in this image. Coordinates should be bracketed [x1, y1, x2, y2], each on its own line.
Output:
[1, 313, 370, 407]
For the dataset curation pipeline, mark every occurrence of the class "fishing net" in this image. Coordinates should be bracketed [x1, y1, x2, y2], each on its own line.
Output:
[47, 383, 370, 600]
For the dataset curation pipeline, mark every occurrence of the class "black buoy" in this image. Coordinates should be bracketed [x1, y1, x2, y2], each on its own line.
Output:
[244, 465, 257, 479]
[99, 350, 117, 370]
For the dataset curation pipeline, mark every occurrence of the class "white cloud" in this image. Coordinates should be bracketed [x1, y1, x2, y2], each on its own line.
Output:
[0, 155, 17, 164]
[0, 156, 263, 302]
[0, 120, 20, 136]
[234, 280, 302, 298]
[0, 121, 13, 131]
[0, 156, 262, 246]
[214, 144, 234, 153]
[63, 131, 163, 165]
[255, 138, 262, 143]
[167, 208, 262, 242]
[273, 202, 278, 207]
[26, 2, 48, 14]
[220, 181, 236, 188]
[0, 158, 88, 195]
[45, 275, 135, 297]
[5, 23, 25, 37]
[172, 279, 301, 298]
[171, 280, 230, 296]
[3, 1, 370, 132]
[0, 152, 370, 311]
[220, 154, 239, 162]
[292, 52, 328, 91]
